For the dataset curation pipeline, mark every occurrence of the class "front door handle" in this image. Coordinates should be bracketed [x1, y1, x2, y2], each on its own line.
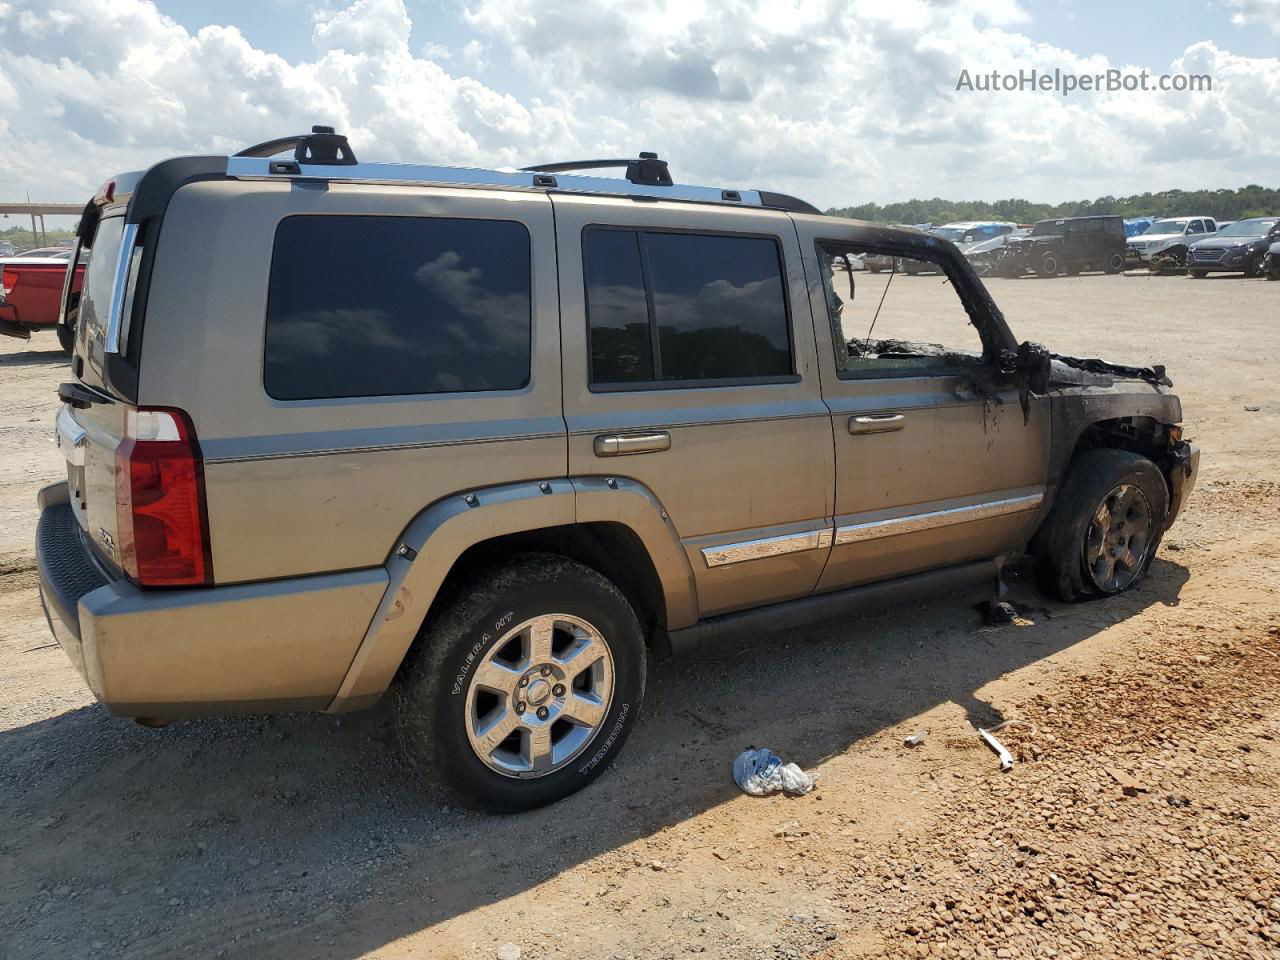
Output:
[593, 431, 672, 457]
[848, 414, 905, 436]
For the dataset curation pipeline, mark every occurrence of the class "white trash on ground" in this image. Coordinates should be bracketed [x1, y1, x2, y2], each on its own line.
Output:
[732, 747, 818, 797]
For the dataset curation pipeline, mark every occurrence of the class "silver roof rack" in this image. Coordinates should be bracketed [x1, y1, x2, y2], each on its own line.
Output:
[223, 129, 821, 214]
[225, 155, 772, 209]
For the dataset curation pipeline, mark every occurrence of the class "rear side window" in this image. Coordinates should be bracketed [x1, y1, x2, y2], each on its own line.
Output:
[265, 215, 532, 400]
[583, 228, 793, 388]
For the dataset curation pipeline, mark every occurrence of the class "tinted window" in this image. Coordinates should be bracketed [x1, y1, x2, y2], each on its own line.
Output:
[583, 229, 792, 386]
[646, 233, 791, 381]
[584, 230, 653, 384]
[265, 215, 531, 400]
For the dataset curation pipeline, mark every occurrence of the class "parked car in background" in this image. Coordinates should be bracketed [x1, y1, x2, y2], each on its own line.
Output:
[1265, 240, 1280, 281]
[999, 215, 1127, 277]
[0, 248, 86, 351]
[963, 228, 1032, 275]
[0, 241, 16, 257]
[864, 226, 914, 272]
[1125, 217, 1217, 266]
[1186, 217, 1280, 278]
[900, 221, 1018, 275]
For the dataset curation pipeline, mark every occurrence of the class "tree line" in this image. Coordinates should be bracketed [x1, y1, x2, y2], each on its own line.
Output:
[1, 225, 77, 251]
[825, 184, 1280, 225]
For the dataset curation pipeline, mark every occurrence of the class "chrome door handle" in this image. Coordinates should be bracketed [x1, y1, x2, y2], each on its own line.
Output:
[593, 431, 672, 457]
[848, 414, 905, 436]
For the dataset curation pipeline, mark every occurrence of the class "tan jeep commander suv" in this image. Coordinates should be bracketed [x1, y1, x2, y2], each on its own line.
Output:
[37, 127, 1199, 811]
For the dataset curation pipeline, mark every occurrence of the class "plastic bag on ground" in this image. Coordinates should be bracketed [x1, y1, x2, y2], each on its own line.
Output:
[732, 747, 818, 797]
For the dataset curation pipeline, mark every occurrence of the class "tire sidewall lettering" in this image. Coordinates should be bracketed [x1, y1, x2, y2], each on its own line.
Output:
[577, 702, 630, 775]
[449, 609, 514, 696]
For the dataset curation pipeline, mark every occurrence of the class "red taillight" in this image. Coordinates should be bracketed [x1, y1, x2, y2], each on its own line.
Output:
[115, 407, 212, 587]
[1, 267, 16, 295]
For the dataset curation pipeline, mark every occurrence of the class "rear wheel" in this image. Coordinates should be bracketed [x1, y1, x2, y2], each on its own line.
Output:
[56, 306, 77, 355]
[1033, 449, 1169, 602]
[56, 323, 75, 355]
[395, 554, 646, 812]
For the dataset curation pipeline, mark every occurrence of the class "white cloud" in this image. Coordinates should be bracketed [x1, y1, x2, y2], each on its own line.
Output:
[0, 0, 578, 202]
[0, 0, 1276, 210]
[1218, 0, 1280, 33]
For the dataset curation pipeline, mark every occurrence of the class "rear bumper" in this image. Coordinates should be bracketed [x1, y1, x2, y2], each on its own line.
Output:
[36, 482, 389, 716]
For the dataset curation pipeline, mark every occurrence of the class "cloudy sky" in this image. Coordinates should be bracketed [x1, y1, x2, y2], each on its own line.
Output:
[0, 0, 1277, 212]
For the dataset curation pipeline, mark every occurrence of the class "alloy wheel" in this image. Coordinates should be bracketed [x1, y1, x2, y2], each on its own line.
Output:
[1083, 483, 1154, 593]
[464, 614, 615, 778]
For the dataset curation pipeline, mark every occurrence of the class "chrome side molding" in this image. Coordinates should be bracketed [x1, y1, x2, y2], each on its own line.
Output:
[835, 493, 1043, 545]
[702, 527, 833, 568]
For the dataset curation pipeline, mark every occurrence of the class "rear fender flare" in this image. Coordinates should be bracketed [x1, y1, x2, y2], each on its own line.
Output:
[325, 476, 695, 712]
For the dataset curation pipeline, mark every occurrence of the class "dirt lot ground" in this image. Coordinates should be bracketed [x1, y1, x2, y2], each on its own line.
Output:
[2, 272, 1278, 960]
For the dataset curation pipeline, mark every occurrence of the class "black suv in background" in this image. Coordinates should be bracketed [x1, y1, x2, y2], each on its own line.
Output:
[998, 216, 1127, 277]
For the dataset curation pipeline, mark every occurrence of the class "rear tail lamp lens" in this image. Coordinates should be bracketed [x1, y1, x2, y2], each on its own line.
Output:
[115, 407, 212, 586]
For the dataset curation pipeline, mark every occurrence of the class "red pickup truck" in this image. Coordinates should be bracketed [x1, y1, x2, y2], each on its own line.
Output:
[0, 247, 86, 352]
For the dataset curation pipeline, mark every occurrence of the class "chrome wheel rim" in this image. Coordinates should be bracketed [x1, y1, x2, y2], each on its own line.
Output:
[1084, 483, 1154, 593]
[464, 614, 615, 779]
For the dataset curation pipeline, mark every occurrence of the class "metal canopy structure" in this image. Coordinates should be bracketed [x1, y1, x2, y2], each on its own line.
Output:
[0, 202, 82, 248]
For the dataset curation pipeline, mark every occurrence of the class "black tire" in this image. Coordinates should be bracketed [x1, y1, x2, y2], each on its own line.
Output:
[1244, 253, 1265, 278]
[1032, 449, 1169, 602]
[57, 303, 78, 355]
[395, 554, 646, 812]
[56, 321, 75, 355]
[1038, 253, 1061, 277]
[1105, 253, 1125, 274]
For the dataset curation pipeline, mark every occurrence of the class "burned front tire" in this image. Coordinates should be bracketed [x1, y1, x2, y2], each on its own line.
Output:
[395, 554, 646, 813]
[1033, 449, 1169, 602]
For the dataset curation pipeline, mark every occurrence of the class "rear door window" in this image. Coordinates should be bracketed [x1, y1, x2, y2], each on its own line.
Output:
[264, 215, 532, 401]
[584, 228, 793, 388]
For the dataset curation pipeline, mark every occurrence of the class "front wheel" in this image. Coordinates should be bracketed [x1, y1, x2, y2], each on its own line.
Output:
[1105, 253, 1125, 274]
[1038, 253, 1061, 277]
[1033, 449, 1169, 602]
[395, 554, 646, 812]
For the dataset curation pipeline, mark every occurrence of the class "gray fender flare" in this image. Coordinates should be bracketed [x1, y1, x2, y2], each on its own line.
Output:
[325, 477, 696, 712]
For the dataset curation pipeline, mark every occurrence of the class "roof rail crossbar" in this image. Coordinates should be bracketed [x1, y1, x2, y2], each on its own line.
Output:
[522, 153, 673, 187]
[234, 126, 358, 166]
